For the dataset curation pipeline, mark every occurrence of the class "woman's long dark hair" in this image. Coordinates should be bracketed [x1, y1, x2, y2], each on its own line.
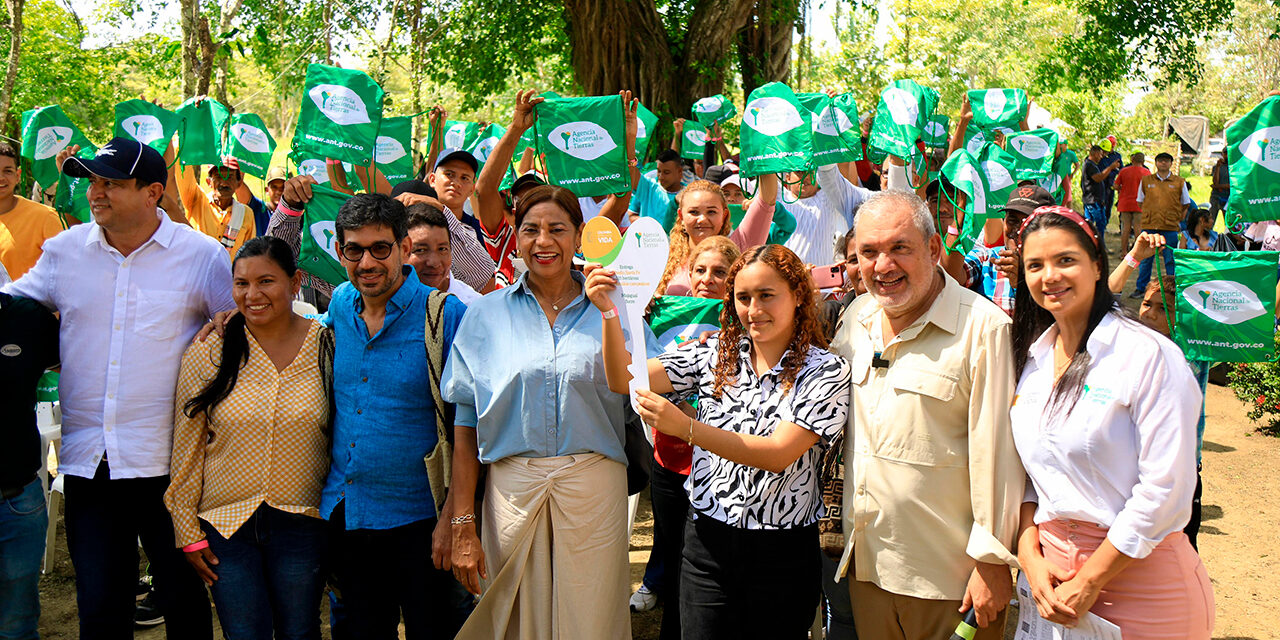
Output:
[1011, 211, 1118, 417]
[183, 237, 299, 419]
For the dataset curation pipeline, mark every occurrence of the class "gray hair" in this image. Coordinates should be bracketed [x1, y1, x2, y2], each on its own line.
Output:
[851, 189, 935, 241]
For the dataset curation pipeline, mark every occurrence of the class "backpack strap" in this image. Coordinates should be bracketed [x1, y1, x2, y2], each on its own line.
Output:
[424, 289, 453, 447]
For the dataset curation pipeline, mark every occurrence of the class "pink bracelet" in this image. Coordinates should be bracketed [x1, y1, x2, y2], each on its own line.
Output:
[1123, 254, 1139, 269]
[182, 540, 209, 553]
[946, 225, 960, 237]
[277, 200, 305, 218]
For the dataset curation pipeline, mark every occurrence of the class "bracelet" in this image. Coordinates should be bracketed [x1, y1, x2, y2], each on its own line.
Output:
[277, 200, 305, 218]
[686, 416, 695, 446]
[182, 540, 209, 553]
[451, 513, 476, 526]
[947, 225, 960, 237]
[602, 306, 618, 320]
[1122, 253, 1139, 269]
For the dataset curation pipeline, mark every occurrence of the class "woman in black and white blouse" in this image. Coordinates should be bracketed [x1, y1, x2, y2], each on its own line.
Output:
[586, 244, 851, 638]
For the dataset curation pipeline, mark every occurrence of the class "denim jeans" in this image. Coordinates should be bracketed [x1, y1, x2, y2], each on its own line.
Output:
[1134, 229, 1179, 294]
[203, 505, 328, 640]
[63, 460, 212, 640]
[1084, 203, 1107, 237]
[0, 477, 46, 640]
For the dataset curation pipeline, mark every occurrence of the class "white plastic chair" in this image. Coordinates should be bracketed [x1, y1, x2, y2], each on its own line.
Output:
[36, 401, 61, 574]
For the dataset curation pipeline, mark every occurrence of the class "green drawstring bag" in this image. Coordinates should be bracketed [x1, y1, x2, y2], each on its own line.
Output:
[940, 143, 1018, 254]
[113, 100, 179, 154]
[294, 63, 385, 167]
[868, 79, 938, 162]
[962, 122, 1018, 157]
[54, 147, 98, 223]
[692, 94, 736, 128]
[467, 123, 506, 174]
[298, 183, 355, 286]
[1226, 95, 1280, 223]
[439, 120, 480, 151]
[1173, 249, 1279, 362]
[292, 150, 334, 186]
[36, 371, 59, 403]
[175, 97, 231, 167]
[740, 81, 813, 177]
[636, 103, 660, 161]
[798, 92, 862, 166]
[224, 113, 276, 180]
[1006, 128, 1060, 181]
[923, 114, 950, 150]
[533, 95, 630, 198]
[680, 120, 708, 160]
[375, 116, 414, 185]
[975, 142, 1018, 216]
[967, 88, 1029, 132]
[20, 105, 96, 190]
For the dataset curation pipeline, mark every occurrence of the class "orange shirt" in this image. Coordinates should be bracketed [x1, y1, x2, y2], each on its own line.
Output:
[1114, 165, 1150, 212]
[177, 165, 255, 258]
[0, 196, 66, 280]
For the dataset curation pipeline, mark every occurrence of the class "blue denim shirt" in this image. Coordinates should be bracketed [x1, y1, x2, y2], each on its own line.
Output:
[442, 271, 659, 464]
[320, 266, 467, 530]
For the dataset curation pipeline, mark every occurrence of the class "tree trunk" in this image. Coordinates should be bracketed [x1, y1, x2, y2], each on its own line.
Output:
[213, 0, 246, 105]
[737, 0, 798, 99]
[0, 0, 24, 132]
[196, 16, 216, 97]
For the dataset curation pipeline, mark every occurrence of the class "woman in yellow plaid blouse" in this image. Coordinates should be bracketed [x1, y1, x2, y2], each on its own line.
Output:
[164, 236, 334, 640]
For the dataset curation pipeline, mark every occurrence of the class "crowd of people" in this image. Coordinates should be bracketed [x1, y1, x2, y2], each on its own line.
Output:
[3, 82, 1260, 640]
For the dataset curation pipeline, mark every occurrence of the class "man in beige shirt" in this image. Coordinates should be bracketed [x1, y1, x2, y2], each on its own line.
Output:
[832, 190, 1024, 639]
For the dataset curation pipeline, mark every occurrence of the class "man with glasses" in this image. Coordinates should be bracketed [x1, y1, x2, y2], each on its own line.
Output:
[273, 177, 471, 636]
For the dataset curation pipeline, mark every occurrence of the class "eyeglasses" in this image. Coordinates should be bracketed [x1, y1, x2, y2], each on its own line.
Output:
[340, 241, 395, 262]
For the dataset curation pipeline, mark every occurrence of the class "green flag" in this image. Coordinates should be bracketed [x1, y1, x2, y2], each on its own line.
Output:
[680, 120, 708, 160]
[647, 296, 724, 351]
[224, 113, 276, 180]
[1226, 95, 1280, 223]
[295, 63, 385, 166]
[20, 105, 95, 190]
[868, 79, 938, 161]
[1006, 128, 1060, 181]
[967, 88, 1028, 131]
[175, 97, 231, 167]
[297, 184, 355, 286]
[1173, 249, 1278, 362]
[375, 116, 414, 185]
[113, 100, 178, 154]
[798, 92, 862, 166]
[922, 114, 950, 149]
[533, 95, 630, 198]
[54, 147, 97, 223]
[692, 94, 736, 128]
[740, 81, 813, 177]
[636, 103, 660, 161]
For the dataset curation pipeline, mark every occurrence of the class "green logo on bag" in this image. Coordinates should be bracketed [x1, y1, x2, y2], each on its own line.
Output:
[308, 84, 371, 126]
[983, 90, 1008, 121]
[694, 96, 723, 114]
[1184, 280, 1267, 324]
[298, 158, 330, 184]
[743, 97, 805, 136]
[814, 105, 854, 136]
[1010, 134, 1050, 159]
[34, 126, 72, 160]
[925, 119, 946, 139]
[309, 221, 341, 262]
[685, 129, 707, 147]
[473, 136, 499, 163]
[445, 123, 468, 149]
[1241, 126, 1280, 173]
[883, 88, 920, 126]
[548, 122, 618, 161]
[375, 136, 407, 164]
[123, 115, 164, 144]
[230, 124, 271, 154]
[981, 160, 1014, 192]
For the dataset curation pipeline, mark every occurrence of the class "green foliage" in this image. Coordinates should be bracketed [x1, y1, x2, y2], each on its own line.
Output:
[1228, 339, 1280, 436]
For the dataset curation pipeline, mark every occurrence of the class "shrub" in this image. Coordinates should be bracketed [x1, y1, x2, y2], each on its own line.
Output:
[1226, 332, 1280, 436]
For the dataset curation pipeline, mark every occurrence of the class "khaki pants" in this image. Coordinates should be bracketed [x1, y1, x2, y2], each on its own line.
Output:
[850, 580, 1008, 640]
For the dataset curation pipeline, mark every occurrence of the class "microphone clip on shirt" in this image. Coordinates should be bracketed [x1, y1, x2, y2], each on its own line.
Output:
[872, 351, 891, 369]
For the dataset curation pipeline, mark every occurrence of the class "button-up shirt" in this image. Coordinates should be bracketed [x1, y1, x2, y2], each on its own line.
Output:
[166, 320, 331, 547]
[442, 270, 659, 464]
[832, 271, 1024, 601]
[3, 210, 234, 479]
[782, 164, 870, 266]
[1011, 313, 1199, 559]
[320, 266, 466, 530]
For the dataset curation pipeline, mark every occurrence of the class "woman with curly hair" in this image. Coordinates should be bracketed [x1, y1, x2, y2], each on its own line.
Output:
[586, 244, 851, 638]
[654, 177, 775, 296]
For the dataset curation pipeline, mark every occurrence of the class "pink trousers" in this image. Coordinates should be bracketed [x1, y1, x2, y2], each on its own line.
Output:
[1038, 519, 1214, 640]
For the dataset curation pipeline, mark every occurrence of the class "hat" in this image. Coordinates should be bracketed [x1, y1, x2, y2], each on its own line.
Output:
[510, 170, 546, 194]
[719, 172, 743, 191]
[1099, 138, 1114, 152]
[1002, 184, 1056, 218]
[63, 137, 167, 187]
[390, 179, 435, 199]
[266, 166, 287, 184]
[433, 148, 478, 173]
[703, 164, 734, 185]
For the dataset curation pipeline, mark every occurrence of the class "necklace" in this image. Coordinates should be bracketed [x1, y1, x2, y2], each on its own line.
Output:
[536, 282, 577, 311]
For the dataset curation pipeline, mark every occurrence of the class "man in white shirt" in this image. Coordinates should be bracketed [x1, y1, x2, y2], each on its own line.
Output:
[404, 202, 482, 304]
[781, 163, 870, 266]
[3, 138, 232, 639]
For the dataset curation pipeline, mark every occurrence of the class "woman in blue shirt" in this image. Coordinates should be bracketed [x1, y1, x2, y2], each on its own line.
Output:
[587, 243, 851, 638]
[442, 184, 642, 639]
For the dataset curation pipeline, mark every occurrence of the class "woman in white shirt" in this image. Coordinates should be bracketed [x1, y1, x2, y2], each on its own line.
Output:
[1009, 205, 1213, 640]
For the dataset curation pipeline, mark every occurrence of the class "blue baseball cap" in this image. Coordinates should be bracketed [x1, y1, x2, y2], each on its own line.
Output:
[432, 148, 478, 173]
[62, 137, 167, 188]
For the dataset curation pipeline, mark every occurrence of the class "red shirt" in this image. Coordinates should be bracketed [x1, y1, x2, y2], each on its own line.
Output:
[1114, 165, 1150, 212]
[479, 216, 517, 287]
